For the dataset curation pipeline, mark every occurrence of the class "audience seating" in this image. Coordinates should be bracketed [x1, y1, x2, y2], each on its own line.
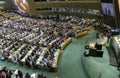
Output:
[75, 31, 89, 38]
[83, 26, 94, 31]
[60, 38, 72, 50]
[21, 46, 36, 65]
[52, 50, 61, 71]
[73, 26, 81, 30]
[0, 11, 96, 72]
[0, 66, 47, 78]
[36, 48, 47, 68]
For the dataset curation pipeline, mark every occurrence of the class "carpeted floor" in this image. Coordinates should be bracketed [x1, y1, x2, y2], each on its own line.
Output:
[0, 30, 99, 78]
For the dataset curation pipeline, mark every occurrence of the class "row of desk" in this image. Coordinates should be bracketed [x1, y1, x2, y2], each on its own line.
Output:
[60, 38, 72, 50]
[2, 42, 61, 71]
[4, 34, 73, 50]
[72, 25, 94, 31]
[75, 31, 89, 38]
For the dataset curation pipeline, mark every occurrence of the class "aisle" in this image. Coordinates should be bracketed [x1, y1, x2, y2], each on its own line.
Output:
[0, 30, 97, 78]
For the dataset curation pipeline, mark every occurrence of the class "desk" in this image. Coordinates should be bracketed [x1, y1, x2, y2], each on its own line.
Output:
[31, 35, 40, 41]
[49, 37, 59, 48]
[29, 40, 33, 45]
[4, 44, 13, 51]
[36, 48, 47, 68]
[39, 36, 50, 47]
[75, 31, 89, 38]
[73, 26, 81, 30]
[12, 37, 16, 41]
[23, 33, 34, 40]
[63, 26, 68, 28]
[39, 42, 42, 47]
[21, 46, 36, 65]
[52, 49, 61, 71]
[8, 44, 26, 61]
[4, 36, 8, 40]
[110, 36, 120, 59]
[60, 38, 72, 50]
[14, 44, 26, 55]
[83, 26, 94, 31]
[20, 39, 24, 43]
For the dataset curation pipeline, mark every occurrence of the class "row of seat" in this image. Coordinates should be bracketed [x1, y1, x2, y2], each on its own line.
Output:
[0, 11, 94, 72]
[0, 65, 47, 78]
[0, 39, 61, 71]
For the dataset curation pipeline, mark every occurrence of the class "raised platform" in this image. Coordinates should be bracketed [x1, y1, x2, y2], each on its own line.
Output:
[82, 46, 119, 78]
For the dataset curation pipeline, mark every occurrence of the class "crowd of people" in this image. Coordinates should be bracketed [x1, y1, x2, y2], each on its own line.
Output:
[0, 66, 47, 78]
[0, 12, 95, 47]
[0, 11, 96, 72]
[0, 39, 60, 71]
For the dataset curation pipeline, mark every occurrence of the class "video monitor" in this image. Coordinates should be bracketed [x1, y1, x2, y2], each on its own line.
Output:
[101, 0, 114, 17]
[14, 0, 29, 14]
[100, 0, 116, 27]
[101, 3, 114, 17]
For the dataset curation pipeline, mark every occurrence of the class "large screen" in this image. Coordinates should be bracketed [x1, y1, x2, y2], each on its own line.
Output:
[101, 3, 114, 17]
[14, 0, 29, 14]
[101, 0, 116, 28]
[101, 0, 115, 17]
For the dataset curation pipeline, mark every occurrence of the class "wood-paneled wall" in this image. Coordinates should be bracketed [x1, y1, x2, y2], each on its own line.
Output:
[28, 0, 101, 19]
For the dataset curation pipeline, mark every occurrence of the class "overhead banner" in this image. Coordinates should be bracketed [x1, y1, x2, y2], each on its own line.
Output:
[14, 0, 29, 13]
